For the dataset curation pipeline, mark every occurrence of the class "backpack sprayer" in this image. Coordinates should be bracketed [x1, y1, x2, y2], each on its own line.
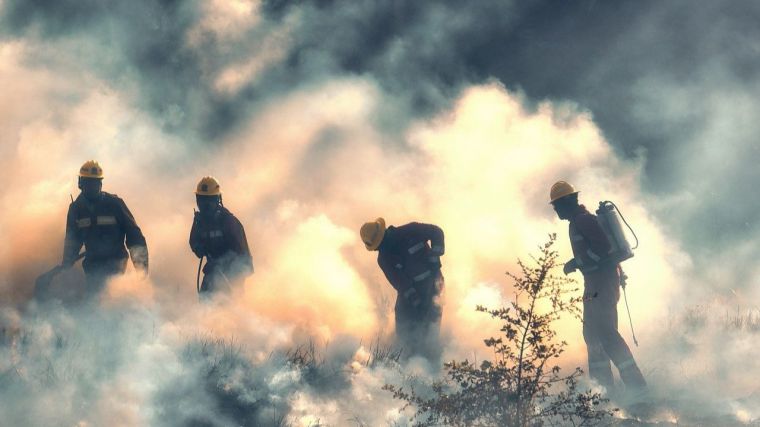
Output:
[595, 201, 640, 346]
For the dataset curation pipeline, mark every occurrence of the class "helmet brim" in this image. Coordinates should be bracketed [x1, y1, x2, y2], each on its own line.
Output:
[549, 191, 579, 204]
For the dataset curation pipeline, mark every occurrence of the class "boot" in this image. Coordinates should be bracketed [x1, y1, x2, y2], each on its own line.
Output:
[617, 358, 646, 390]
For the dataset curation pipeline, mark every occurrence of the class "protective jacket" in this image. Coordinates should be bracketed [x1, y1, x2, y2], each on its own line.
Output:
[63, 192, 148, 274]
[377, 222, 445, 310]
[568, 205, 615, 276]
[190, 206, 253, 291]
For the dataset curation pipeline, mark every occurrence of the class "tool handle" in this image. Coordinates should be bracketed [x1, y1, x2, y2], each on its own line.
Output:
[196, 256, 204, 294]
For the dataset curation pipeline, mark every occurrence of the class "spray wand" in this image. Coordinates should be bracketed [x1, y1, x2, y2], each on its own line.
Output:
[616, 202, 639, 346]
[620, 269, 639, 346]
[196, 256, 204, 294]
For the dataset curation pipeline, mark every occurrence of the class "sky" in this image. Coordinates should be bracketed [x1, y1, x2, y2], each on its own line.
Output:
[1, 1, 760, 425]
[3, 0, 758, 270]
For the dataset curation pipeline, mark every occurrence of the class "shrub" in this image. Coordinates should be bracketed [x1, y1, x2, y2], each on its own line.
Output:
[385, 234, 616, 427]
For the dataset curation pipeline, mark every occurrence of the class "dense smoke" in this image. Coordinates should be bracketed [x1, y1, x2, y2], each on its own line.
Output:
[1, 1, 759, 425]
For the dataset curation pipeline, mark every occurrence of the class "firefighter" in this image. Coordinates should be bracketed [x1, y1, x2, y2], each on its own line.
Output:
[62, 160, 149, 298]
[550, 181, 646, 392]
[190, 176, 253, 296]
[360, 218, 445, 361]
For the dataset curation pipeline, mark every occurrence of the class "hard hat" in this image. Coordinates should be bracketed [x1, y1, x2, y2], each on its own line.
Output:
[79, 160, 104, 179]
[549, 181, 578, 203]
[195, 176, 221, 196]
[360, 217, 386, 251]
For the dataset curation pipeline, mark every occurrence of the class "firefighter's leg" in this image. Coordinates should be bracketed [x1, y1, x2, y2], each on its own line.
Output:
[198, 271, 216, 301]
[84, 271, 108, 300]
[84, 259, 126, 301]
[583, 298, 615, 389]
[394, 300, 415, 358]
[419, 299, 443, 365]
[596, 295, 646, 390]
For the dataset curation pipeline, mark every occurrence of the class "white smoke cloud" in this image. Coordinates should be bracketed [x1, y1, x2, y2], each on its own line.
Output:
[0, 6, 756, 421]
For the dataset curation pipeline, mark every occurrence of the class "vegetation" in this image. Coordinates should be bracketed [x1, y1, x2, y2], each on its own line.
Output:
[385, 235, 616, 427]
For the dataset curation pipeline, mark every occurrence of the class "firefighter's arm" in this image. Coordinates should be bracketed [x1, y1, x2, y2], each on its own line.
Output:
[378, 254, 424, 306]
[410, 222, 445, 268]
[227, 215, 254, 275]
[429, 226, 445, 256]
[62, 204, 83, 268]
[189, 214, 205, 259]
[381, 253, 425, 306]
[413, 222, 445, 255]
[378, 254, 411, 292]
[118, 199, 149, 273]
[576, 215, 612, 266]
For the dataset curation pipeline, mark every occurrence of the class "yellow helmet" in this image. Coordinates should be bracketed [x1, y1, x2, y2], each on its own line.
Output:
[549, 181, 578, 203]
[79, 160, 104, 179]
[195, 176, 221, 196]
[360, 217, 386, 251]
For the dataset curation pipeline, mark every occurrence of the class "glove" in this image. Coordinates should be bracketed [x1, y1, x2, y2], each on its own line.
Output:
[563, 258, 578, 276]
[130, 245, 149, 275]
[617, 266, 628, 288]
[429, 244, 444, 267]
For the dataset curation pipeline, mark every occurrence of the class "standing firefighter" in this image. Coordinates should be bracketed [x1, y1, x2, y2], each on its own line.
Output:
[62, 160, 149, 297]
[360, 218, 444, 361]
[549, 181, 646, 392]
[190, 177, 253, 296]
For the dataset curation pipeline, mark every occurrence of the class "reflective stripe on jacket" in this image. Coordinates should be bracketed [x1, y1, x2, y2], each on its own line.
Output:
[63, 192, 148, 272]
[377, 222, 445, 294]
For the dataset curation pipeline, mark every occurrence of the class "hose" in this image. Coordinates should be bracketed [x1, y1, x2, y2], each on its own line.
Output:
[621, 275, 639, 346]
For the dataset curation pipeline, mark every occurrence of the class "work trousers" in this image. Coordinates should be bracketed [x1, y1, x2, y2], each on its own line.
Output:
[583, 267, 646, 390]
[394, 275, 443, 364]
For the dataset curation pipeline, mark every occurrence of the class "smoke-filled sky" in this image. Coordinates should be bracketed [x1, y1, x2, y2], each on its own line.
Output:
[3, 0, 759, 278]
[2, 1, 760, 425]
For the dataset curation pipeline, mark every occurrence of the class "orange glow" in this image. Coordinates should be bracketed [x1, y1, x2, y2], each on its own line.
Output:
[0, 42, 688, 367]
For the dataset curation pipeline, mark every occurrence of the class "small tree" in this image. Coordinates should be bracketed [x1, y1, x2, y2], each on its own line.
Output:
[384, 234, 615, 426]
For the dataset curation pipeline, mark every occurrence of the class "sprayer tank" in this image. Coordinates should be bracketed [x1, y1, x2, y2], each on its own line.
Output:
[596, 201, 634, 263]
